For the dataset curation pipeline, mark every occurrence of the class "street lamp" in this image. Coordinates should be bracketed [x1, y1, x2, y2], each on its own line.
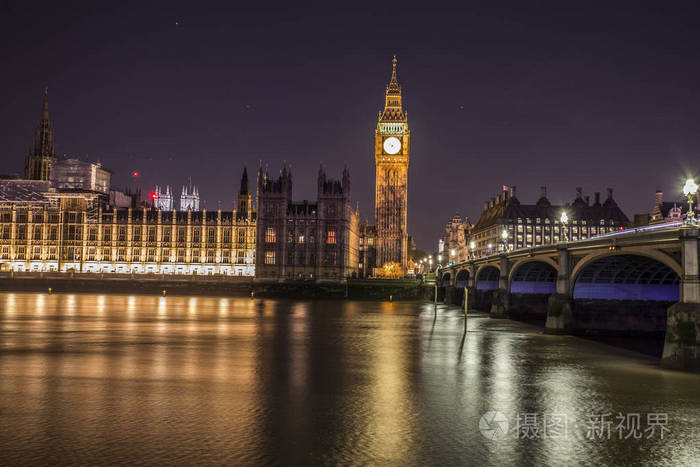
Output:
[450, 248, 455, 257]
[682, 177, 698, 224]
[560, 211, 569, 242]
[501, 229, 508, 252]
[437, 254, 442, 262]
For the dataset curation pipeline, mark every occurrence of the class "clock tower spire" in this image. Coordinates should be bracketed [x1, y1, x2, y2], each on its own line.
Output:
[373, 55, 410, 275]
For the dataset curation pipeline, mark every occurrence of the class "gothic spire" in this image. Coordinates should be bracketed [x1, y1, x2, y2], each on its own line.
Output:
[379, 55, 406, 123]
[239, 167, 249, 195]
[25, 87, 57, 180]
[42, 87, 49, 120]
[387, 54, 400, 95]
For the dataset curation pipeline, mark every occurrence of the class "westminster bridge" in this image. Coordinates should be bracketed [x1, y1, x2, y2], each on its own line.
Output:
[436, 223, 700, 371]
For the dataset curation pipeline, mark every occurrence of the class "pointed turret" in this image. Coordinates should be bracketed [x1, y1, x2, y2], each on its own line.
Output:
[239, 167, 249, 195]
[237, 167, 252, 221]
[380, 55, 406, 122]
[25, 88, 58, 180]
[342, 165, 351, 194]
[386, 54, 400, 96]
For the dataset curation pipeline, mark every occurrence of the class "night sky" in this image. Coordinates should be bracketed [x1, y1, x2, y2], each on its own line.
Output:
[1, 3, 699, 250]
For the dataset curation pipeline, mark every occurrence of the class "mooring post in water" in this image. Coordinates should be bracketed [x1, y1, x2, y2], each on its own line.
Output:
[464, 286, 468, 315]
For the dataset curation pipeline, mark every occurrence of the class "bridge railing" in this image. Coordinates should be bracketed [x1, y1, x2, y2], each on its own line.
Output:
[444, 222, 685, 270]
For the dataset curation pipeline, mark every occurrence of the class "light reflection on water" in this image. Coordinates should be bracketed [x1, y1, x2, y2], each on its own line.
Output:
[0, 292, 699, 465]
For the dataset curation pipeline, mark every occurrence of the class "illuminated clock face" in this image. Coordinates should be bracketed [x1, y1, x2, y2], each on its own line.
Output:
[383, 136, 401, 155]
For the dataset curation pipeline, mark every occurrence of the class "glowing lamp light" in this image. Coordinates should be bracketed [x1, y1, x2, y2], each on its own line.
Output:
[683, 178, 698, 196]
[683, 177, 698, 224]
[501, 229, 508, 240]
[469, 241, 475, 249]
[560, 211, 569, 242]
[450, 249, 455, 256]
[151, 193, 156, 199]
[437, 254, 442, 261]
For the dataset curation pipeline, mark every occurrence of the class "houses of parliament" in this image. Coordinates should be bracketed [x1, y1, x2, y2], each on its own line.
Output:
[0, 58, 413, 280]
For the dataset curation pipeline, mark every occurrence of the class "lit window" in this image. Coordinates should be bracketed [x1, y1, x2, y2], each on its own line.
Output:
[265, 251, 276, 265]
[327, 230, 337, 244]
[265, 227, 276, 243]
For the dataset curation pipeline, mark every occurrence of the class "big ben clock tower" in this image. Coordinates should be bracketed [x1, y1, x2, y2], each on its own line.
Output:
[374, 55, 410, 273]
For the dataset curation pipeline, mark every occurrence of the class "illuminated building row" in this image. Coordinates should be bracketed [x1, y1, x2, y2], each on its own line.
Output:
[0, 205, 256, 275]
[0, 171, 256, 276]
[468, 186, 630, 258]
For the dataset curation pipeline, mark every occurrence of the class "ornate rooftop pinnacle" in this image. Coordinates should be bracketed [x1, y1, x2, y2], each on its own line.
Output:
[386, 54, 401, 96]
[379, 55, 406, 123]
[42, 87, 49, 120]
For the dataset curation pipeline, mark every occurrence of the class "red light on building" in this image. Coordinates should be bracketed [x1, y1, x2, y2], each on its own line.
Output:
[132, 171, 139, 178]
[151, 193, 156, 199]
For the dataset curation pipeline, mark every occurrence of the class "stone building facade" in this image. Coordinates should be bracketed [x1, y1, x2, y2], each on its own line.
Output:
[0, 170, 256, 275]
[255, 164, 359, 282]
[441, 213, 472, 264]
[469, 186, 629, 258]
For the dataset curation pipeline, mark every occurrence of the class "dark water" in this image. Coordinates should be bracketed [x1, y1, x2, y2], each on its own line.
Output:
[0, 292, 699, 466]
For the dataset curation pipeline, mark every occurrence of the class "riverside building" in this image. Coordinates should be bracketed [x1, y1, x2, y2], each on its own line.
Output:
[0, 170, 256, 275]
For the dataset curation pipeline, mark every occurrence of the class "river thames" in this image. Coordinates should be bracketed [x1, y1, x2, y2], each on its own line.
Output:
[0, 292, 698, 465]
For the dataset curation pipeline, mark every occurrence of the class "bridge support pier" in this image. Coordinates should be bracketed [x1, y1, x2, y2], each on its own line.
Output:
[662, 226, 700, 371]
[545, 245, 574, 334]
[444, 286, 456, 305]
[545, 294, 574, 334]
[490, 256, 510, 318]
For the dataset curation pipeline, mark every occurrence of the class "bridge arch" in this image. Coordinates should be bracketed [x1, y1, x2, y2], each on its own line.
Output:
[508, 260, 558, 294]
[572, 253, 681, 301]
[476, 265, 500, 291]
[440, 272, 452, 287]
[455, 269, 469, 287]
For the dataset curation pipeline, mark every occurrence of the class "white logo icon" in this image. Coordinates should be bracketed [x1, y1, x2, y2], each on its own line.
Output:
[479, 411, 509, 440]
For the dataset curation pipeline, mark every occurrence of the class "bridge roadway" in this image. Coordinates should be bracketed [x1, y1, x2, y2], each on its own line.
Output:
[437, 223, 700, 371]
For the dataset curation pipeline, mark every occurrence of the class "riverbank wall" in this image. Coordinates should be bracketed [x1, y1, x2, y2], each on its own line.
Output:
[0, 273, 429, 300]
